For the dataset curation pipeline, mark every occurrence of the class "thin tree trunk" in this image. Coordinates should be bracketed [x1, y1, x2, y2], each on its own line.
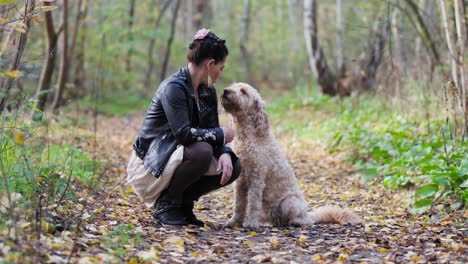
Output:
[34, 0, 60, 117]
[126, 0, 135, 73]
[52, 0, 69, 111]
[391, 1, 403, 97]
[145, 0, 171, 89]
[160, 0, 181, 82]
[414, 0, 426, 63]
[303, 0, 337, 95]
[352, 15, 388, 92]
[240, 0, 251, 82]
[68, 0, 83, 63]
[439, 0, 458, 88]
[193, 0, 207, 29]
[73, 0, 89, 94]
[403, 0, 440, 65]
[454, 0, 467, 135]
[336, 0, 345, 77]
[0, 0, 35, 113]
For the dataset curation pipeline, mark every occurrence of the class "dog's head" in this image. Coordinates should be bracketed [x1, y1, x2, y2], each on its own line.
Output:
[221, 82, 269, 136]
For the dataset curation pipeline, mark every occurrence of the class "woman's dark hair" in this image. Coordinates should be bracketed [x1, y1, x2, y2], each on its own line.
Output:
[187, 31, 228, 65]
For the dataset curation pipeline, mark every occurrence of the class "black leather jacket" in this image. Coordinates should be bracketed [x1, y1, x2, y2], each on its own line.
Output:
[133, 66, 235, 177]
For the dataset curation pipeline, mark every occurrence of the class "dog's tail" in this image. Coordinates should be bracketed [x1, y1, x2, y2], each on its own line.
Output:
[308, 205, 363, 225]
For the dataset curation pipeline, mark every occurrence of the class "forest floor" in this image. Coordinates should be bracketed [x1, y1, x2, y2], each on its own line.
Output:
[4, 108, 467, 263]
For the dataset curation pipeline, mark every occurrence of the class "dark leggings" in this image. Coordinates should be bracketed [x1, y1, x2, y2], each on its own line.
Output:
[164, 142, 241, 205]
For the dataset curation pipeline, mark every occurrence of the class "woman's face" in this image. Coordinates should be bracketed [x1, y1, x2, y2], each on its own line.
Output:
[207, 59, 225, 84]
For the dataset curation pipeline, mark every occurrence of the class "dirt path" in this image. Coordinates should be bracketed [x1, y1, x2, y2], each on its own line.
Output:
[55, 113, 466, 263]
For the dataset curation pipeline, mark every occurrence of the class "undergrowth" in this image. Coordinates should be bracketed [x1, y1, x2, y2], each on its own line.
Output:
[267, 90, 467, 213]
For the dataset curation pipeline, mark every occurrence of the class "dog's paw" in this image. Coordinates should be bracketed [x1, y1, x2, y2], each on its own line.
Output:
[243, 221, 261, 230]
[225, 218, 243, 228]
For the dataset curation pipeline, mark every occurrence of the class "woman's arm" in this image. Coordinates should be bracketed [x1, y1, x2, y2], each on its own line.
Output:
[161, 83, 225, 146]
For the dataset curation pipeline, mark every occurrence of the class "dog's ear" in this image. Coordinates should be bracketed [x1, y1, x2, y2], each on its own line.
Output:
[253, 99, 269, 136]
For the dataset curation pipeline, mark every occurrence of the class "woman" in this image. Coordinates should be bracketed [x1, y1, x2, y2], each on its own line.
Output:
[127, 29, 241, 226]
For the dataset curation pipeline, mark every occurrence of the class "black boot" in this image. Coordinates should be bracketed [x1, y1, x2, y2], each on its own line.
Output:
[182, 201, 204, 226]
[152, 193, 189, 226]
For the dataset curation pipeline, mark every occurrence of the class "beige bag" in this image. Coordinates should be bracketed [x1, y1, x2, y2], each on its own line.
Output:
[126, 145, 219, 208]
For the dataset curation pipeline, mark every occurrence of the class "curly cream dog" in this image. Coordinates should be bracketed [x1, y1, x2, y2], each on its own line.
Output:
[221, 82, 363, 229]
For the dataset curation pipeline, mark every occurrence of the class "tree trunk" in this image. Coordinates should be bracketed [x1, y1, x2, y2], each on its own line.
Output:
[391, 1, 403, 97]
[193, 0, 207, 29]
[34, 0, 60, 117]
[160, 0, 181, 82]
[439, 0, 458, 88]
[336, 0, 345, 77]
[145, 0, 171, 90]
[403, 0, 440, 65]
[0, 0, 35, 113]
[126, 0, 135, 73]
[240, 0, 251, 82]
[52, 0, 69, 111]
[352, 15, 388, 92]
[414, 0, 427, 64]
[454, 0, 467, 135]
[73, 0, 89, 94]
[303, 0, 337, 96]
[68, 0, 83, 63]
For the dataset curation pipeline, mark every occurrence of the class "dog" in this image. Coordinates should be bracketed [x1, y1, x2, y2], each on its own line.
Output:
[220, 82, 363, 229]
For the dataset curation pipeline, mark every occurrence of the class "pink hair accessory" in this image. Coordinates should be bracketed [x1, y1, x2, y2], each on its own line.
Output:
[194, 28, 210, 40]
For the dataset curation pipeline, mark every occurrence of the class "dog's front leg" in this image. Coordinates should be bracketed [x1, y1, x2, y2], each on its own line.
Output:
[243, 168, 266, 230]
[225, 180, 247, 227]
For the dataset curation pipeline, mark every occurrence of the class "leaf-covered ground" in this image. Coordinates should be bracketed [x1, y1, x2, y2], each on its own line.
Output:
[4, 110, 466, 263]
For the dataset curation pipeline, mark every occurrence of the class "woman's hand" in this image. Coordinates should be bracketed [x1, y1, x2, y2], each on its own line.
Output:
[217, 153, 233, 185]
[222, 127, 235, 143]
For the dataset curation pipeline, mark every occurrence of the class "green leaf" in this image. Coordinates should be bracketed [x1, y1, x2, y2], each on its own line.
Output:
[415, 184, 438, 198]
[356, 168, 379, 180]
[410, 198, 432, 214]
[434, 177, 451, 187]
[0, 0, 16, 5]
[461, 179, 468, 188]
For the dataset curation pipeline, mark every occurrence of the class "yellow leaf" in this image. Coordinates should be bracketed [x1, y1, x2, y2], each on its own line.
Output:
[165, 236, 184, 246]
[36, 176, 44, 184]
[32, 14, 43, 23]
[13, 132, 25, 145]
[269, 238, 281, 249]
[311, 254, 324, 261]
[410, 255, 424, 262]
[41, 221, 56, 234]
[379, 247, 389, 252]
[40, 5, 58, 12]
[297, 236, 307, 244]
[338, 254, 348, 262]
[94, 206, 105, 213]
[282, 230, 289, 235]
[249, 231, 257, 237]
[51, 243, 64, 249]
[6, 70, 21, 79]
[0, 18, 6, 24]
[243, 239, 254, 247]
[191, 252, 200, 257]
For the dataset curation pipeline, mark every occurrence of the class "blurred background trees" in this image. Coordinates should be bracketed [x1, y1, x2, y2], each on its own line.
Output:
[0, 0, 466, 129]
